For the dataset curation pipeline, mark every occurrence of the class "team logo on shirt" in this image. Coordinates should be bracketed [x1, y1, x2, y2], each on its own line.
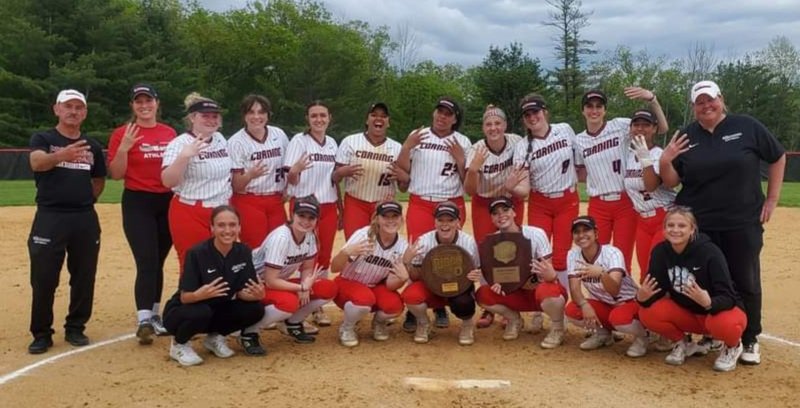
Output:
[667, 265, 696, 293]
[286, 253, 309, 264]
[483, 157, 513, 174]
[250, 147, 281, 161]
[355, 150, 394, 162]
[231, 262, 247, 273]
[308, 153, 335, 162]
[531, 139, 569, 160]
[582, 137, 620, 158]
[51, 145, 93, 170]
[363, 255, 393, 268]
[139, 143, 168, 159]
[722, 133, 742, 142]
[418, 142, 450, 152]
[198, 149, 229, 160]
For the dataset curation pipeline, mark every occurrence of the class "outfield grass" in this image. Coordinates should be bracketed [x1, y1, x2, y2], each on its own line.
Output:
[2, 180, 798, 207]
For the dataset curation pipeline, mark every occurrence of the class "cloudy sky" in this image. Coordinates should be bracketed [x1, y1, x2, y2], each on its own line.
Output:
[197, 0, 799, 68]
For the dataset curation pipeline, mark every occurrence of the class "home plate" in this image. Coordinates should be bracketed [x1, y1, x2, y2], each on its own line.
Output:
[404, 377, 511, 391]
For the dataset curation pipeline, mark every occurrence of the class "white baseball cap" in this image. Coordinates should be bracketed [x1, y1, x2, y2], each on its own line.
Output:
[690, 81, 721, 103]
[56, 89, 87, 105]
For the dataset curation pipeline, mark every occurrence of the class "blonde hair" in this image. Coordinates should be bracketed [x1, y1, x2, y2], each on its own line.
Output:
[664, 206, 699, 241]
[183, 92, 215, 130]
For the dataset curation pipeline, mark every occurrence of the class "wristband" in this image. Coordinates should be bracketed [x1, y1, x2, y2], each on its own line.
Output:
[647, 93, 656, 102]
[639, 158, 654, 168]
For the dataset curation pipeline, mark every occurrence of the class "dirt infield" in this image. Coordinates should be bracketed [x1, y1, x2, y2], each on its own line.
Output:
[1, 204, 798, 407]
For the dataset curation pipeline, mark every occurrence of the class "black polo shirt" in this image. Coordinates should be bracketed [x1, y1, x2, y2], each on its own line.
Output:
[673, 114, 784, 231]
[30, 129, 106, 212]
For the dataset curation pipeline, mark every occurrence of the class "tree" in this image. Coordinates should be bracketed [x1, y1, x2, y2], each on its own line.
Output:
[392, 22, 419, 74]
[755, 36, 800, 85]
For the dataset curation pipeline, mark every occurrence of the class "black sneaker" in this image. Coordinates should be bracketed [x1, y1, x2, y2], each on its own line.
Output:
[239, 332, 267, 356]
[402, 311, 417, 333]
[28, 336, 53, 354]
[434, 307, 450, 328]
[65, 331, 90, 347]
[284, 321, 316, 344]
[136, 321, 155, 345]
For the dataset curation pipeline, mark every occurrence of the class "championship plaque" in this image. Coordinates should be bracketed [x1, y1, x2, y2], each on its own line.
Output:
[479, 232, 533, 293]
[420, 244, 474, 297]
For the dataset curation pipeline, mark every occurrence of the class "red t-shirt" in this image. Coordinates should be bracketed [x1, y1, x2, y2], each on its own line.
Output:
[108, 122, 177, 193]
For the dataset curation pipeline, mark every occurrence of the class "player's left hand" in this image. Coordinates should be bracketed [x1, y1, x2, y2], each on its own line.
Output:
[682, 279, 711, 309]
[444, 138, 465, 164]
[631, 135, 653, 167]
[390, 256, 410, 281]
[503, 165, 529, 193]
[760, 197, 778, 223]
[386, 161, 410, 184]
[466, 268, 483, 283]
[575, 260, 603, 280]
[531, 258, 556, 282]
[490, 282, 505, 296]
[298, 289, 311, 306]
[238, 278, 266, 302]
[338, 164, 364, 181]
[118, 122, 144, 153]
[403, 239, 424, 265]
[624, 86, 656, 102]
[468, 144, 488, 172]
[245, 159, 269, 180]
[580, 303, 599, 328]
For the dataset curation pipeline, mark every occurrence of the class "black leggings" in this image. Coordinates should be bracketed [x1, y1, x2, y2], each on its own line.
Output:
[163, 300, 265, 344]
[122, 189, 172, 312]
[447, 286, 476, 320]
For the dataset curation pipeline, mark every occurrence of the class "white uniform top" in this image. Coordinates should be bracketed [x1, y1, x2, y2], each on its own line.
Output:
[340, 226, 409, 287]
[407, 128, 472, 198]
[335, 132, 402, 202]
[162, 132, 232, 205]
[411, 230, 480, 269]
[466, 133, 523, 198]
[284, 133, 338, 203]
[512, 123, 578, 194]
[228, 125, 290, 195]
[252, 225, 317, 280]
[623, 147, 677, 214]
[574, 118, 631, 197]
[566, 244, 637, 305]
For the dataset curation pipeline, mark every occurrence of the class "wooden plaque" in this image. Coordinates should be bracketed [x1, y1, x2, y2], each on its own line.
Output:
[420, 244, 474, 297]
[479, 232, 533, 293]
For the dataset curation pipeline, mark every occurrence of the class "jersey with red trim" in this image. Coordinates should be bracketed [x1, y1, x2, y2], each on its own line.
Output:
[407, 127, 472, 198]
[336, 132, 402, 202]
[575, 118, 631, 196]
[252, 224, 317, 280]
[108, 123, 176, 193]
[340, 226, 409, 287]
[162, 132, 232, 204]
[228, 125, 289, 195]
[512, 123, 578, 194]
[284, 133, 338, 203]
[566, 244, 637, 304]
[624, 146, 677, 214]
[466, 133, 523, 198]
[411, 230, 480, 269]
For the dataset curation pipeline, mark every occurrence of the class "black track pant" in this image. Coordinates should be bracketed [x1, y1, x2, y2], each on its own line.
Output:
[448, 286, 477, 320]
[163, 300, 265, 344]
[121, 189, 172, 312]
[28, 209, 100, 338]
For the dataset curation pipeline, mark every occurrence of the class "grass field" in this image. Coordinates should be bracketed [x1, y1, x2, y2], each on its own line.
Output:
[2, 179, 798, 207]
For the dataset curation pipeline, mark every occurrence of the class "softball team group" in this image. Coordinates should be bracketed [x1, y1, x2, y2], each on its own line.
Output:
[28, 80, 786, 375]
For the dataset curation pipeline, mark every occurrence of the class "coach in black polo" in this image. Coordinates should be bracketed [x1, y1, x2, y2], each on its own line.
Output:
[27, 89, 107, 354]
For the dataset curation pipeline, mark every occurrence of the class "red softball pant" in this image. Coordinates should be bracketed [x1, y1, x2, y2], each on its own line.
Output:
[406, 195, 466, 243]
[588, 193, 638, 272]
[261, 278, 338, 313]
[476, 281, 567, 312]
[333, 276, 404, 315]
[230, 193, 287, 250]
[168, 196, 214, 275]
[289, 198, 337, 269]
[635, 208, 666, 282]
[343, 194, 377, 241]
[639, 297, 747, 347]
[528, 189, 580, 271]
[401, 280, 476, 319]
[565, 298, 639, 330]
[471, 195, 524, 245]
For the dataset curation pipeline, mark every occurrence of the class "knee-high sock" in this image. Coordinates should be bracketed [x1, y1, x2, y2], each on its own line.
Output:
[375, 310, 397, 322]
[614, 320, 646, 337]
[407, 303, 430, 325]
[556, 271, 569, 293]
[289, 299, 328, 324]
[342, 301, 371, 330]
[482, 303, 517, 321]
[541, 296, 566, 330]
[244, 305, 291, 334]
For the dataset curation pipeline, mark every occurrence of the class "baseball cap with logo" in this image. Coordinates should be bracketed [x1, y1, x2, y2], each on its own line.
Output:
[376, 201, 402, 216]
[488, 196, 514, 214]
[434, 201, 460, 220]
[293, 196, 320, 218]
[131, 83, 158, 100]
[581, 89, 607, 106]
[187, 100, 222, 114]
[631, 109, 657, 124]
[690, 80, 722, 103]
[571, 215, 597, 232]
[56, 89, 87, 105]
[435, 97, 462, 130]
[368, 102, 390, 116]
[520, 96, 548, 114]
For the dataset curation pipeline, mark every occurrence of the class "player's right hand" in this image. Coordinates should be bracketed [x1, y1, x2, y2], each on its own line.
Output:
[246, 160, 269, 179]
[468, 144, 489, 172]
[57, 139, 91, 162]
[338, 163, 364, 180]
[118, 122, 144, 153]
[179, 137, 209, 159]
[195, 277, 229, 300]
[636, 275, 661, 302]
[344, 238, 373, 258]
[661, 131, 690, 162]
[404, 127, 429, 148]
[291, 152, 314, 173]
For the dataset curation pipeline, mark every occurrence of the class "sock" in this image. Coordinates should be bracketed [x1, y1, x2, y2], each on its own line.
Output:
[342, 302, 370, 330]
[289, 299, 328, 324]
[407, 303, 430, 326]
[540, 296, 566, 330]
[482, 303, 517, 322]
[375, 311, 396, 322]
[556, 270, 569, 292]
[244, 305, 291, 334]
[137, 310, 152, 323]
[614, 320, 646, 337]
[151, 303, 161, 316]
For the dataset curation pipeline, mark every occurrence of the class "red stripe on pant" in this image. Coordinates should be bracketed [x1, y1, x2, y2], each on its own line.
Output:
[168, 196, 214, 274]
[470, 195, 524, 245]
[261, 278, 338, 313]
[588, 193, 638, 272]
[639, 297, 746, 347]
[289, 198, 338, 269]
[475, 281, 566, 312]
[343, 194, 377, 241]
[333, 276, 404, 315]
[230, 193, 287, 250]
[565, 298, 639, 330]
[406, 195, 466, 243]
[634, 208, 666, 282]
[527, 189, 580, 271]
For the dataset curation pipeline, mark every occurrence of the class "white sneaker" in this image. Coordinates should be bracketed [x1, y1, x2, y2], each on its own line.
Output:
[714, 342, 744, 372]
[372, 318, 389, 341]
[649, 333, 675, 352]
[414, 322, 431, 344]
[626, 335, 649, 358]
[502, 313, 522, 341]
[665, 339, 707, 365]
[458, 322, 475, 346]
[739, 342, 761, 365]
[540, 328, 565, 349]
[580, 331, 613, 350]
[338, 326, 359, 347]
[312, 309, 332, 326]
[530, 312, 544, 334]
[202, 333, 234, 358]
[697, 336, 723, 353]
[151, 315, 168, 336]
[170, 340, 203, 366]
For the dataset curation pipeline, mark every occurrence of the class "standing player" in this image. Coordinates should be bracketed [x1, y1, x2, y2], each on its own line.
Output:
[330, 201, 416, 347]
[333, 102, 408, 240]
[468, 197, 568, 347]
[401, 202, 480, 346]
[108, 84, 176, 344]
[228, 94, 290, 249]
[161, 93, 232, 273]
[27, 89, 106, 354]
[564, 216, 649, 357]
[622, 109, 676, 281]
[574, 87, 667, 272]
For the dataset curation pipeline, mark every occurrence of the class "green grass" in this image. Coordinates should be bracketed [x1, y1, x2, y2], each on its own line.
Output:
[1, 180, 798, 207]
